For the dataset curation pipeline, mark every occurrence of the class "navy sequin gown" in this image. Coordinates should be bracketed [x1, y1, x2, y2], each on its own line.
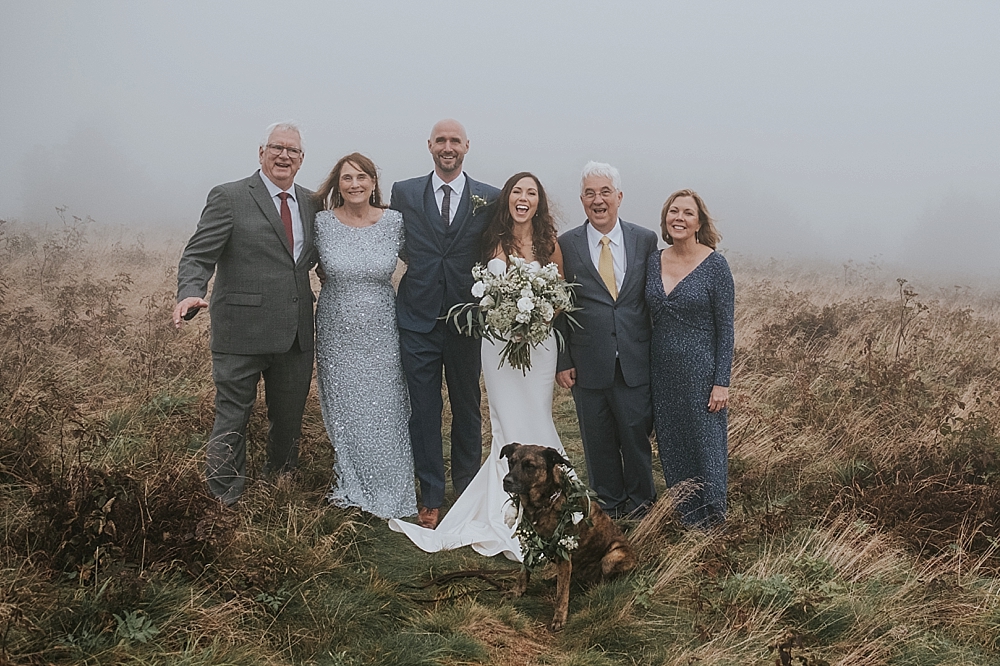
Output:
[646, 250, 734, 527]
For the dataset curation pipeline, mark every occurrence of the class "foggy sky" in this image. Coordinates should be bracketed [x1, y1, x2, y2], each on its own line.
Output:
[2, 1, 998, 281]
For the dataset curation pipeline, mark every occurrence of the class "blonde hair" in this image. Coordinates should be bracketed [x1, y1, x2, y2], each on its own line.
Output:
[660, 189, 721, 249]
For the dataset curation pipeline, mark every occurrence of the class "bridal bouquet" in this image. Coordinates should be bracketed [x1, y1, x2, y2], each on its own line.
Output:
[447, 257, 579, 373]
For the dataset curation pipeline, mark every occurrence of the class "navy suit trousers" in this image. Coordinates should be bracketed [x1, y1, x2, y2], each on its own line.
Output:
[399, 321, 483, 508]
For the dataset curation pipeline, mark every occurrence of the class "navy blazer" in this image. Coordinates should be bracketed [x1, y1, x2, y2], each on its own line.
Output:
[391, 173, 500, 333]
[556, 219, 658, 389]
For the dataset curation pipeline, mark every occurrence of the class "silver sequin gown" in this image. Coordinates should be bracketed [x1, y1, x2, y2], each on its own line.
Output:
[315, 208, 416, 519]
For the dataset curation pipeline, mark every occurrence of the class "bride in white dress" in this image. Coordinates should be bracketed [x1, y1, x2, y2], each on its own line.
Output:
[389, 172, 566, 561]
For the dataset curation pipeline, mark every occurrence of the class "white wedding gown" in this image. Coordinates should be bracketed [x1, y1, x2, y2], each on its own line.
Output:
[388, 278, 565, 561]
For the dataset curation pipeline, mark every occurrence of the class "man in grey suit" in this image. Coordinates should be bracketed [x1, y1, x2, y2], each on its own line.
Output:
[391, 119, 500, 529]
[173, 122, 318, 506]
[555, 161, 657, 519]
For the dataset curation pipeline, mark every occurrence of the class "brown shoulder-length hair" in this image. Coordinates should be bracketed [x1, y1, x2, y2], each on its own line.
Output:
[313, 152, 387, 210]
[480, 172, 557, 264]
[660, 188, 721, 249]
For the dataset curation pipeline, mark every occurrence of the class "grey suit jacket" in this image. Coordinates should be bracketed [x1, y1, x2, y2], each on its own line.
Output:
[177, 171, 318, 355]
[556, 219, 658, 390]
[391, 173, 500, 333]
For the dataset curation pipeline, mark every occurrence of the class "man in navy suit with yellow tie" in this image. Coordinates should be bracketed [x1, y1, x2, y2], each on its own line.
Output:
[556, 161, 657, 519]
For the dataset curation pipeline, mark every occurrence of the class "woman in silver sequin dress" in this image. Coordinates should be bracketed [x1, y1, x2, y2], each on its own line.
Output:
[313, 153, 416, 519]
[389, 172, 565, 561]
[646, 189, 734, 528]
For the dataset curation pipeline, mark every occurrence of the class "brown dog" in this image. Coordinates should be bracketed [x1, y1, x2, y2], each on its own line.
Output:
[501, 442, 636, 631]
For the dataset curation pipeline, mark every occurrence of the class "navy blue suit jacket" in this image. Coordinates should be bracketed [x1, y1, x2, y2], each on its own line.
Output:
[391, 173, 500, 333]
[556, 220, 658, 389]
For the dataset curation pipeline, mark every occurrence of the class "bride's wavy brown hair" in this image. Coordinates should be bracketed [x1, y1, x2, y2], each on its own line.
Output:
[480, 172, 557, 265]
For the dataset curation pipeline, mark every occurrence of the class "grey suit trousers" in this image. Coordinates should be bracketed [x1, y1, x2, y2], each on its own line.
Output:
[206, 337, 313, 505]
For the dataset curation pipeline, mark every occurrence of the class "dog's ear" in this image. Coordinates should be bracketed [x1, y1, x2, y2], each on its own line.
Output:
[500, 443, 521, 460]
[542, 447, 570, 470]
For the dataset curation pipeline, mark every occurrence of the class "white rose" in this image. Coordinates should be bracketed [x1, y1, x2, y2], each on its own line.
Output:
[471, 281, 486, 298]
[487, 257, 507, 276]
[517, 297, 534, 313]
[515, 312, 530, 324]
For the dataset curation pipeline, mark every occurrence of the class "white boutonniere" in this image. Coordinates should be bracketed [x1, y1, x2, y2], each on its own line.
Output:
[471, 194, 490, 214]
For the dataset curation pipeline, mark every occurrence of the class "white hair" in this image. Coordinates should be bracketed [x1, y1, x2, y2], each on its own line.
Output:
[580, 161, 621, 192]
[261, 121, 304, 150]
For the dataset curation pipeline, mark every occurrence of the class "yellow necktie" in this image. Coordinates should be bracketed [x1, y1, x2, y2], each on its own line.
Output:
[599, 236, 617, 300]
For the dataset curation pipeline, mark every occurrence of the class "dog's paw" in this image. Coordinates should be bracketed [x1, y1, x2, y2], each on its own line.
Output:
[548, 615, 566, 632]
[505, 581, 527, 598]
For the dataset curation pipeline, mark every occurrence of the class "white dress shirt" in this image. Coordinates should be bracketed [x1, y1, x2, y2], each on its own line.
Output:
[431, 171, 467, 225]
[585, 218, 626, 292]
[260, 171, 304, 261]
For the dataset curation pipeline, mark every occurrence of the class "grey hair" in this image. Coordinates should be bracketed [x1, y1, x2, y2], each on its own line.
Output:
[261, 121, 304, 150]
[580, 161, 621, 192]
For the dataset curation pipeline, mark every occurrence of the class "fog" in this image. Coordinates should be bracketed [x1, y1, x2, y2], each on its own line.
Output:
[2, 1, 998, 282]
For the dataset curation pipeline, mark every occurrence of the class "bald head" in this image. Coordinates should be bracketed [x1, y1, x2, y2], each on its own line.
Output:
[430, 118, 467, 142]
[428, 119, 470, 181]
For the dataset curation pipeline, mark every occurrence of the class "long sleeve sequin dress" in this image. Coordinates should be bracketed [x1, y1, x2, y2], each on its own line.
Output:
[646, 250, 734, 527]
[315, 208, 416, 519]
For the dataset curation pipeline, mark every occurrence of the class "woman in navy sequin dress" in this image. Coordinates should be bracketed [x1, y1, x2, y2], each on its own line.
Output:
[646, 189, 734, 527]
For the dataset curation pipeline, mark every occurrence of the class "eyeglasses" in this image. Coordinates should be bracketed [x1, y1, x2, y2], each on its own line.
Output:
[265, 144, 304, 159]
[582, 188, 616, 201]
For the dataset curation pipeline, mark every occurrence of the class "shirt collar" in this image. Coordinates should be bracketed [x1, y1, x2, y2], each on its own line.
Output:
[432, 171, 466, 197]
[586, 218, 623, 247]
[260, 171, 296, 200]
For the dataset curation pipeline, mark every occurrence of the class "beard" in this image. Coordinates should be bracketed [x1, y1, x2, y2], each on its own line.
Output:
[434, 153, 464, 175]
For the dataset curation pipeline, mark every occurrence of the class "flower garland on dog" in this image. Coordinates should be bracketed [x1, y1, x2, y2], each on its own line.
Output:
[504, 464, 597, 571]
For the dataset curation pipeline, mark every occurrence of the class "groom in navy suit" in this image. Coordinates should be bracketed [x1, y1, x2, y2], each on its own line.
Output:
[391, 119, 500, 528]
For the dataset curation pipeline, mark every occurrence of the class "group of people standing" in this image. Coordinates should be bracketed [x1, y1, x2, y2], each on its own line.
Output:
[172, 118, 734, 562]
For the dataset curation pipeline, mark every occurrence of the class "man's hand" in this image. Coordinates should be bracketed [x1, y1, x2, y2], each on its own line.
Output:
[172, 297, 209, 329]
[556, 368, 576, 389]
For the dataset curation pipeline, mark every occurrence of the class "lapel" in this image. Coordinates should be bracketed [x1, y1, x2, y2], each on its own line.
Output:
[249, 172, 294, 258]
[571, 223, 613, 301]
[618, 220, 641, 299]
[421, 175, 448, 249]
[294, 183, 314, 265]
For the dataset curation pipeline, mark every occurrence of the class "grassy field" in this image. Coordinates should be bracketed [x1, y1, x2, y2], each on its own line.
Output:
[2, 216, 1000, 665]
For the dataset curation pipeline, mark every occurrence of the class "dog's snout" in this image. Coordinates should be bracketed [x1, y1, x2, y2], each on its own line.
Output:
[502, 472, 519, 494]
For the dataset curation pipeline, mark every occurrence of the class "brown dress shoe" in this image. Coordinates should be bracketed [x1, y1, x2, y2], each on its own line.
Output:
[417, 506, 439, 529]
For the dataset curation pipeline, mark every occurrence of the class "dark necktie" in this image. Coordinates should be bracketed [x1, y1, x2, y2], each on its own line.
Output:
[278, 192, 294, 248]
[440, 184, 452, 225]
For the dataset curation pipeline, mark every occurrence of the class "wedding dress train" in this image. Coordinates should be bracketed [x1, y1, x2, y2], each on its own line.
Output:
[388, 331, 564, 562]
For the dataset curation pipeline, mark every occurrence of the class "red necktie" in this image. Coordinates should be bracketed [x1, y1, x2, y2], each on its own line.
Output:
[278, 192, 294, 248]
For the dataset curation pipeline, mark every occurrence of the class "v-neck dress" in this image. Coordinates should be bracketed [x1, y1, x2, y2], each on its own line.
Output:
[645, 250, 734, 527]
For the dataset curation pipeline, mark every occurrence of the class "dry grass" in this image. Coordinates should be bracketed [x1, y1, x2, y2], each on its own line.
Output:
[2, 217, 1000, 664]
